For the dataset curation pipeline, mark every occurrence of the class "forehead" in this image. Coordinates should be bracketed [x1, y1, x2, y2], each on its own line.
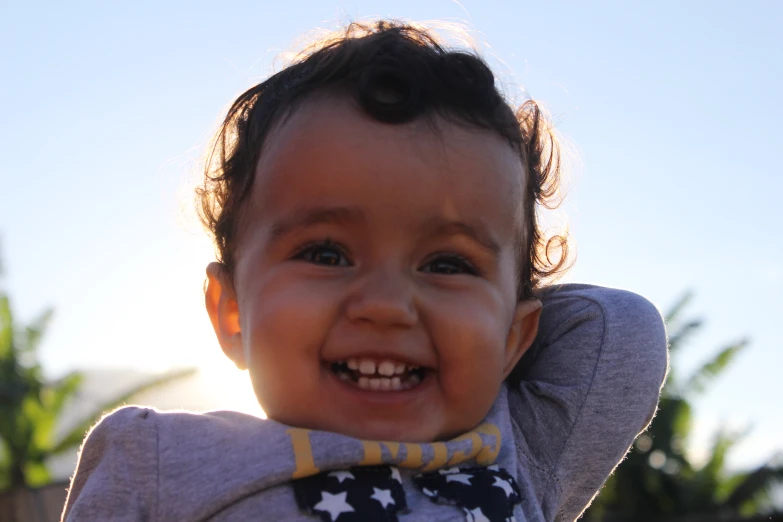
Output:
[245, 97, 524, 243]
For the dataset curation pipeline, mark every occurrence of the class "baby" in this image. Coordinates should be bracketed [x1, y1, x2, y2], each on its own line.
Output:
[62, 21, 668, 522]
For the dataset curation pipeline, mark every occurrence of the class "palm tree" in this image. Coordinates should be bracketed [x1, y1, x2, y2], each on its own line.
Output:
[0, 266, 196, 491]
[584, 292, 783, 521]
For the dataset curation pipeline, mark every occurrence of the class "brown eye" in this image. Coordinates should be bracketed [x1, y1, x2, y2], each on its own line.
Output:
[294, 242, 351, 267]
[420, 255, 477, 275]
[312, 247, 343, 266]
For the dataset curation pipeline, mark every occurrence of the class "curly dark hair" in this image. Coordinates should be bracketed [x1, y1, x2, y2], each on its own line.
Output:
[196, 20, 570, 301]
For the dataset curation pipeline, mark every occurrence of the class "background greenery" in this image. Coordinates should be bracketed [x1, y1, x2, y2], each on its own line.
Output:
[584, 292, 783, 521]
[1, 257, 780, 519]
[0, 260, 195, 491]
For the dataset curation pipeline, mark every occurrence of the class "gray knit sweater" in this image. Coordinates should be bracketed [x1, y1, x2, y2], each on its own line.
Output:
[62, 285, 668, 521]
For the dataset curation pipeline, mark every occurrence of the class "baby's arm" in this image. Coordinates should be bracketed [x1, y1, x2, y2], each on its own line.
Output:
[61, 407, 158, 522]
[508, 284, 669, 522]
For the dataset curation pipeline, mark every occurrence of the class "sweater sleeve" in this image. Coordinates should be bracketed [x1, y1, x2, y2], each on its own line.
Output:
[508, 284, 669, 522]
[61, 406, 159, 522]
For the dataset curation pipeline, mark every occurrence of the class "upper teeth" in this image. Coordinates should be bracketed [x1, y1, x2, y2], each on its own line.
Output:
[345, 358, 417, 376]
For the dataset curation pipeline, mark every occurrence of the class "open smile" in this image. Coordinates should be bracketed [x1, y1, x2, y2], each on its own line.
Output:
[327, 357, 429, 391]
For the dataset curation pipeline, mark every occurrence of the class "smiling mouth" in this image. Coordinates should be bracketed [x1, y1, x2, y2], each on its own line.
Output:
[329, 358, 428, 391]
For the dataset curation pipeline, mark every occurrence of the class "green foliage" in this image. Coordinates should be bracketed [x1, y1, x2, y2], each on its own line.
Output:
[0, 271, 196, 491]
[584, 292, 783, 521]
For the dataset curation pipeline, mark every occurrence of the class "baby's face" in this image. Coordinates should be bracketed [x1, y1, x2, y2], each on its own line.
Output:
[206, 96, 541, 442]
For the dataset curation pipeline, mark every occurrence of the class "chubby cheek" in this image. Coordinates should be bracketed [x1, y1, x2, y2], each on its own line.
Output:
[427, 292, 511, 417]
[239, 276, 341, 411]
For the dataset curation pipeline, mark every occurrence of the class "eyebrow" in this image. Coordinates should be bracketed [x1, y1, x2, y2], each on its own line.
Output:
[425, 218, 502, 256]
[267, 206, 365, 242]
[266, 206, 501, 256]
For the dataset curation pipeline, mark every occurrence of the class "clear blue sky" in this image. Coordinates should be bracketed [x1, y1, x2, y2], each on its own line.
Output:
[1, 0, 781, 470]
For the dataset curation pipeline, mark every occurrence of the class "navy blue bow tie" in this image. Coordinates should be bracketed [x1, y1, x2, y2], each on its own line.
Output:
[292, 464, 521, 522]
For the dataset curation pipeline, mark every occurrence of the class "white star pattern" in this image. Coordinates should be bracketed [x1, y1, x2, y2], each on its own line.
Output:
[465, 506, 491, 522]
[492, 476, 515, 497]
[488, 465, 499, 471]
[422, 487, 437, 497]
[313, 491, 354, 521]
[390, 467, 402, 483]
[438, 467, 460, 474]
[445, 473, 473, 485]
[328, 470, 355, 484]
[371, 487, 395, 508]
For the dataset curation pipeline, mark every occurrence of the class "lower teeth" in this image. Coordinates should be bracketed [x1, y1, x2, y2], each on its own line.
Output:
[337, 371, 421, 391]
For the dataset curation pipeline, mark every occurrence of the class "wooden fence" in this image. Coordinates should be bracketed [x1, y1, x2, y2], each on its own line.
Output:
[0, 482, 68, 522]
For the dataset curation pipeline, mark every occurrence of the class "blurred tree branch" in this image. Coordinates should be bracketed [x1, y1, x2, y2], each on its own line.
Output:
[584, 292, 783, 521]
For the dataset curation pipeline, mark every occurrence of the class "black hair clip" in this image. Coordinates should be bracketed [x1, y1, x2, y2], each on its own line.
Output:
[357, 65, 424, 124]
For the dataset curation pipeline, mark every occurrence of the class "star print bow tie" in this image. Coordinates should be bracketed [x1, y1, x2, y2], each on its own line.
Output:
[293, 466, 406, 522]
[292, 465, 521, 522]
[414, 465, 521, 522]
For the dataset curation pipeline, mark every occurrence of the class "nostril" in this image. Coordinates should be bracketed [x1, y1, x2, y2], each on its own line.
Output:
[345, 295, 418, 327]
[344, 270, 418, 327]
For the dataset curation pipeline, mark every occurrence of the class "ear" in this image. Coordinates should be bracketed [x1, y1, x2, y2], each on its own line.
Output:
[501, 299, 542, 378]
[205, 262, 246, 370]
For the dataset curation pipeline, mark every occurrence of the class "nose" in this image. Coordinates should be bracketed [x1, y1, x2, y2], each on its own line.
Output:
[345, 264, 418, 328]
